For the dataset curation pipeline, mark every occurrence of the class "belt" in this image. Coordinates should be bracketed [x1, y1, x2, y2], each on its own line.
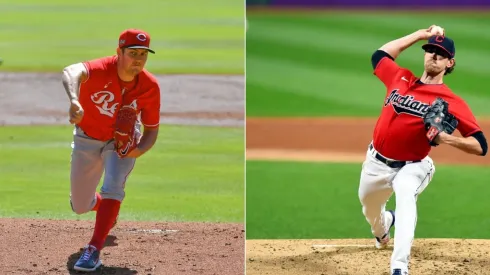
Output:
[369, 144, 421, 169]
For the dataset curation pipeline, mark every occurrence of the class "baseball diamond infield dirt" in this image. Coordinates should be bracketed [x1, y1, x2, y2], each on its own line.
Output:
[246, 118, 490, 275]
[0, 72, 245, 275]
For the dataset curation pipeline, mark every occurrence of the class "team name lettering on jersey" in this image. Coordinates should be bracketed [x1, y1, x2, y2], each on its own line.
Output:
[91, 91, 119, 117]
[384, 89, 430, 117]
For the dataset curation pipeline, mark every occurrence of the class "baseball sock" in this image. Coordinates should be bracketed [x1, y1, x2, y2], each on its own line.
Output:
[90, 192, 102, 211]
[89, 198, 121, 250]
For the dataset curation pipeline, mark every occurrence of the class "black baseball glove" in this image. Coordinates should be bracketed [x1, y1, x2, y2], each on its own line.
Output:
[423, 97, 459, 146]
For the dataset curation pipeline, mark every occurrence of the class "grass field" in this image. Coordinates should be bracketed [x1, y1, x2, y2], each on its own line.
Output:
[0, 0, 244, 74]
[246, 161, 490, 239]
[0, 125, 244, 223]
[246, 11, 490, 117]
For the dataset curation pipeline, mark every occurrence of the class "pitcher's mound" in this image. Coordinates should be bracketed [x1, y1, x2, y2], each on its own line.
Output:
[0, 218, 244, 275]
[247, 238, 490, 275]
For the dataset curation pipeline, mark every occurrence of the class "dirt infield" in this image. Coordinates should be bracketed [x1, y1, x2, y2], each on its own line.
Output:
[246, 239, 490, 275]
[0, 72, 244, 127]
[246, 117, 490, 274]
[0, 218, 244, 275]
[0, 72, 245, 275]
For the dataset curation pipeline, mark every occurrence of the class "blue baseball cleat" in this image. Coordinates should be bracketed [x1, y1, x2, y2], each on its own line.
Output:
[73, 245, 102, 272]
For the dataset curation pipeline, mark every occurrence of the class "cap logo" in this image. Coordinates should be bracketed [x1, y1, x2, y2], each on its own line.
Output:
[435, 36, 444, 42]
[119, 39, 125, 45]
[136, 33, 147, 42]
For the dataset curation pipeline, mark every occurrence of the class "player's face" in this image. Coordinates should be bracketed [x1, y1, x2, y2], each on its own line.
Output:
[423, 46, 453, 76]
[119, 48, 149, 76]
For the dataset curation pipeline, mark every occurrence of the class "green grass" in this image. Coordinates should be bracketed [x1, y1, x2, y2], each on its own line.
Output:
[246, 161, 490, 239]
[0, 125, 244, 223]
[246, 11, 490, 117]
[0, 0, 244, 74]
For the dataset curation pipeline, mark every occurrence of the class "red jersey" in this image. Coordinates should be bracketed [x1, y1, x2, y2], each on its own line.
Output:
[372, 57, 480, 161]
[77, 55, 161, 141]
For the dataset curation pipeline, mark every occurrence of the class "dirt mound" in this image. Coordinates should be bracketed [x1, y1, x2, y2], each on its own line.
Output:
[246, 118, 490, 165]
[0, 218, 244, 275]
[246, 239, 490, 275]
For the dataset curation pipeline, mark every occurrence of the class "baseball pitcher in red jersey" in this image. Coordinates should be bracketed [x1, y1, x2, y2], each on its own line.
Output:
[61, 29, 161, 272]
[358, 25, 487, 275]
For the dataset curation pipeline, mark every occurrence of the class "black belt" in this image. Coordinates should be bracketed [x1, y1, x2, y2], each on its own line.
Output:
[369, 144, 421, 168]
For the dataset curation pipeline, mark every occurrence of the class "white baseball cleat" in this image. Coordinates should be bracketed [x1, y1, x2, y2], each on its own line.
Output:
[375, 210, 395, 249]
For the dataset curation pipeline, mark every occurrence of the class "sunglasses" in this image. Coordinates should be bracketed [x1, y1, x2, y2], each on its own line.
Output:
[425, 47, 451, 59]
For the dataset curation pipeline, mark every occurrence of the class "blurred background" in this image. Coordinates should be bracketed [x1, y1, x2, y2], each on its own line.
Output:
[0, 0, 244, 74]
[246, 0, 490, 117]
[246, 2, 490, 273]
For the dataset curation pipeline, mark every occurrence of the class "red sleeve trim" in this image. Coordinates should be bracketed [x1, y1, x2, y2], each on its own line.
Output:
[143, 123, 159, 129]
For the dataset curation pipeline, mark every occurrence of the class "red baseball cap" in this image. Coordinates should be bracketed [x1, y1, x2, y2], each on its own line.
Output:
[118, 29, 155, 54]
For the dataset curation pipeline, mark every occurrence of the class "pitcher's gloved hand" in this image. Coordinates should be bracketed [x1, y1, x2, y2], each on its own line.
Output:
[114, 105, 138, 158]
[423, 97, 458, 146]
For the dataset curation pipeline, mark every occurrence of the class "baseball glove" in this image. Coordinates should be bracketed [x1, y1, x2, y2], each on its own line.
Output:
[423, 97, 458, 146]
[114, 105, 139, 158]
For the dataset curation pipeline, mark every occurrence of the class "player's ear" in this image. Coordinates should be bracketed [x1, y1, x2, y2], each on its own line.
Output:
[116, 47, 122, 57]
[444, 59, 456, 75]
[447, 58, 455, 69]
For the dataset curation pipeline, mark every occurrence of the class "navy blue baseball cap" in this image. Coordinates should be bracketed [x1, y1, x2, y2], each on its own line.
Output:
[422, 35, 455, 58]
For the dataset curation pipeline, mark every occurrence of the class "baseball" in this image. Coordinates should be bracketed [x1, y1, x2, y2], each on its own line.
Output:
[430, 26, 445, 36]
